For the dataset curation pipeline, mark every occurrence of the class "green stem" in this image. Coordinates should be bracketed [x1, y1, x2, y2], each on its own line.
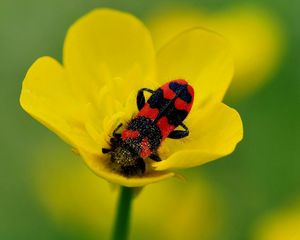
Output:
[111, 186, 134, 240]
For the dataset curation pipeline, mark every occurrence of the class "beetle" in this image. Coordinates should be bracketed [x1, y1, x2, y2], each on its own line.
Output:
[102, 79, 194, 177]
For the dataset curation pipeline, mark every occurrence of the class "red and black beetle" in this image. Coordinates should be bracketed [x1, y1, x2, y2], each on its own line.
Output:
[102, 79, 194, 176]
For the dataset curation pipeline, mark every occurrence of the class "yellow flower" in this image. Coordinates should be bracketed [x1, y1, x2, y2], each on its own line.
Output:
[147, 5, 284, 100]
[252, 200, 300, 240]
[20, 9, 243, 187]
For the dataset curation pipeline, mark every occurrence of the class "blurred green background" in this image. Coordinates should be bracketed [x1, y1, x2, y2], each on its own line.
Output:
[0, 0, 299, 240]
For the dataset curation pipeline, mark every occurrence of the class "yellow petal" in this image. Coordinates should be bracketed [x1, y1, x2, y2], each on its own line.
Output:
[63, 8, 156, 102]
[79, 149, 174, 187]
[157, 28, 234, 108]
[153, 103, 243, 170]
[20, 56, 99, 154]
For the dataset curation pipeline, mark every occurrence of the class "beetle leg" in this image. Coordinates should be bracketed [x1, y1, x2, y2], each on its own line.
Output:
[110, 136, 120, 145]
[102, 148, 111, 154]
[168, 123, 189, 139]
[113, 123, 123, 138]
[137, 88, 155, 110]
[149, 152, 161, 162]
